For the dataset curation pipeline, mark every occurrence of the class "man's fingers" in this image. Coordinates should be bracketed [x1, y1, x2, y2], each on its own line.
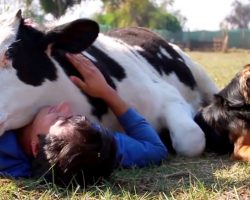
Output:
[70, 76, 87, 91]
[66, 54, 84, 70]
[74, 54, 95, 69]
[66, 53, 95, 75]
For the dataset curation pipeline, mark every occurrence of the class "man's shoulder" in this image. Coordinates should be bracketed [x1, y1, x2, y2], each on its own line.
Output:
[0, 130, 19, 152]
[0, 130, 17, 141]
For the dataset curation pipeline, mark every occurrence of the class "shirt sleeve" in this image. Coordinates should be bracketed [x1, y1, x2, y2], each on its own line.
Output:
[0, 131, 31, 178]
[114, 108, 168, 168]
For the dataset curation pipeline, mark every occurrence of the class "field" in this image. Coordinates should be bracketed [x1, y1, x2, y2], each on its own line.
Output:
[1, 51, 250, 200]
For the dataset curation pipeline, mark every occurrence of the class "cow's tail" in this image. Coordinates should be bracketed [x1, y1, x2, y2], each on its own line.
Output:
[171, 44, 219, 106]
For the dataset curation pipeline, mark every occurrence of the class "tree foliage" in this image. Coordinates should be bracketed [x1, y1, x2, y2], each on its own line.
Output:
[226, 0, 250, 29]
[95, 0, 182, 32]
[22, 0, 183, 31]
[101, 0, 125, 11]
[149, 10, 181, 31]
[39, 0, 81, 18]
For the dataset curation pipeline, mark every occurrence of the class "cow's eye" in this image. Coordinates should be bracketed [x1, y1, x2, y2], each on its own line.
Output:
[5, 47, 16, 59]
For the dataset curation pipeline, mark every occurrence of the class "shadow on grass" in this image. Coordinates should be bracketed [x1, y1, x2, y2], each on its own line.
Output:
[3, 153, 249, 199]
[104, 153, 248, 198]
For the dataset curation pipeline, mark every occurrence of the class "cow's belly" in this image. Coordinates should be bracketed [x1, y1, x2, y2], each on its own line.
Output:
[162, 73, 202, 110]
[102, 75, 199, 131]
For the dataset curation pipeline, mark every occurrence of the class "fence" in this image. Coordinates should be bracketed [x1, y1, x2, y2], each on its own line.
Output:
[155, 29, 250, 50]
[100, 25, 250, 51]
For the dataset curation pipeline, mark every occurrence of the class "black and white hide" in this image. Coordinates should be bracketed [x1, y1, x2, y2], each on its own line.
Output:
[0, 10, 218, 157]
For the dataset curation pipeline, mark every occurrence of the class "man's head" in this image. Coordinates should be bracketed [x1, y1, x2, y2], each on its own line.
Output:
[19, 101, 74, 157]
[30, 114, 117, 186]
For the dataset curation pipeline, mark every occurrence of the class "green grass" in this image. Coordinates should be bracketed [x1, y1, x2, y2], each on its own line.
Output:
[188, 49, 250, 89]
[1, 50, 250, 199]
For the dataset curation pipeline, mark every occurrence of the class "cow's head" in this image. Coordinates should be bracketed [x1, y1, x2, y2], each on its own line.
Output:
[0, 10, 99, 135]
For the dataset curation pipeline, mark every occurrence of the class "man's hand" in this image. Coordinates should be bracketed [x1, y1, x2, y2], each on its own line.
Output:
[66, 53, 129, 117]
[66, 53, 114, 99]
[24, 18, 39, 28]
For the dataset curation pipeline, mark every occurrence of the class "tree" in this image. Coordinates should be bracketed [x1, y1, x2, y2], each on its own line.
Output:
[22, 0, 184, 31]
[95, 0, 182, 31]
[23, 0, 81, 18]
[226, 0, 250, 29]
[149, 11, 182, 32]
[39, 0, 81, 18]
[101, 0, 125, 11]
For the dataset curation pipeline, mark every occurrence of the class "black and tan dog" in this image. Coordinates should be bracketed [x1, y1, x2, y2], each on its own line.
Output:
[195, 64, 250, 161]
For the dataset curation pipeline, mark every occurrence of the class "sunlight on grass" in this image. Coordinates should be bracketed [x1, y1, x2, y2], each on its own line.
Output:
[214, 162, 250, 184]
[188, 50, 250, 88]
[0, 51, 250, 199]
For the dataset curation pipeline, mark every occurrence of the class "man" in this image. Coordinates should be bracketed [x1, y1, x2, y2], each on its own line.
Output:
[0, 54, 168, 186]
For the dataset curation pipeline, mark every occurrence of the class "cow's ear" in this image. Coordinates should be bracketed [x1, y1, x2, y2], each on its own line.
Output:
[45, 19, 99, 53]
[9, 9, 23, 29]
[15, 9, 22, 19]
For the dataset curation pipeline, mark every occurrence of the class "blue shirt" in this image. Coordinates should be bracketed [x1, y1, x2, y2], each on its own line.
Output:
[114, 108, 168, 168]
[0, 131, 31, 178]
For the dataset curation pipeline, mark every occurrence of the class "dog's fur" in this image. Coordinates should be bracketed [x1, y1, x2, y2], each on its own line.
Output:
[196, 64, 250, 161]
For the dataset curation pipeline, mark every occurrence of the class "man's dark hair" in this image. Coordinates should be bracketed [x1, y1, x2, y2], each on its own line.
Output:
[31, 115, 117, 187]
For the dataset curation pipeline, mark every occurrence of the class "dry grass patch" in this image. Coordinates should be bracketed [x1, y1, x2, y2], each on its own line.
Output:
[0, 51, 250, 199]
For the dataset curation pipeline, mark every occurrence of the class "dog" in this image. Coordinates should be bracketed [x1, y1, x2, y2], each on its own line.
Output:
[195, 64, 250, 161]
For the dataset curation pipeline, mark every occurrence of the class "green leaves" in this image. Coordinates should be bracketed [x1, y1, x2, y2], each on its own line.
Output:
[95, 0, 182, 31]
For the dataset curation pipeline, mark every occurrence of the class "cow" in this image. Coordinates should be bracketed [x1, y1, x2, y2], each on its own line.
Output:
[0, 10, 218, 157]
[195, 64, 250, 161]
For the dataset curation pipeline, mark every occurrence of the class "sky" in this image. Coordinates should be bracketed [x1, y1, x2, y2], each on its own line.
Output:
[0, 0, 248, 31]
[173, 0, 250, 31]
[80, 0, 249, 31]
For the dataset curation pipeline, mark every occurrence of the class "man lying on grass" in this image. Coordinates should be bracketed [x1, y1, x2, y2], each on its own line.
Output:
[0, 54, 167, 186]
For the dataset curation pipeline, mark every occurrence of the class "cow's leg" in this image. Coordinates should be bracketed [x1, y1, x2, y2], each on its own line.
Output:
[232, 133, 250, 162]
[162, 101, 205, 157]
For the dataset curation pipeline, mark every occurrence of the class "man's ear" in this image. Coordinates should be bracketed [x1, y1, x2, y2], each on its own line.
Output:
[45, 19, 99, 53]
[31, 138, 40, 158]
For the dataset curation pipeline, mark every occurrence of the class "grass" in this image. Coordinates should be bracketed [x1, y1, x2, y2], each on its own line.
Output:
[189, 49, 250, 88]
[1, 50, 250, 199]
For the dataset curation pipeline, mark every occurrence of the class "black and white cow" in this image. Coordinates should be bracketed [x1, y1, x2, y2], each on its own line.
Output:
[0, 10, 218, 157]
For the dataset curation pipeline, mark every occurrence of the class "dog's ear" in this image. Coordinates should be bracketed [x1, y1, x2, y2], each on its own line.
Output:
[215, 94, 244, 108]
[225, 97, 244, 108]
[226, 100, 244, 108]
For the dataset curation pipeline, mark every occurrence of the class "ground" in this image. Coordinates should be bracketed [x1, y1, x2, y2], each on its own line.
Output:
[0, 50, 250, 200]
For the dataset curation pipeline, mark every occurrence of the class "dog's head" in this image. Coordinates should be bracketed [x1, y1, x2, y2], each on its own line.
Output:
[195, 64, 250, 154]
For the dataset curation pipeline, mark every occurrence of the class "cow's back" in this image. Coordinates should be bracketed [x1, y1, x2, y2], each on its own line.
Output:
[104, 27, 218, 109]
[106, 27, 196, 89]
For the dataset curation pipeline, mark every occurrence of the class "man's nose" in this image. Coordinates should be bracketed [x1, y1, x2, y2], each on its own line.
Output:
[55, 101, 71, 115]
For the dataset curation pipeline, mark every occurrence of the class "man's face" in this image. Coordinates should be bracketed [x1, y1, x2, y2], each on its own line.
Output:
[32, 102, 73, 135]
[23, 101, 74, 157]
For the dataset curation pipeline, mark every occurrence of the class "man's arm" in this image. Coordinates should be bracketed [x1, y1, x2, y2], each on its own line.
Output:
[67, 53, 167, 167]
[67, 53, 168, 167]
